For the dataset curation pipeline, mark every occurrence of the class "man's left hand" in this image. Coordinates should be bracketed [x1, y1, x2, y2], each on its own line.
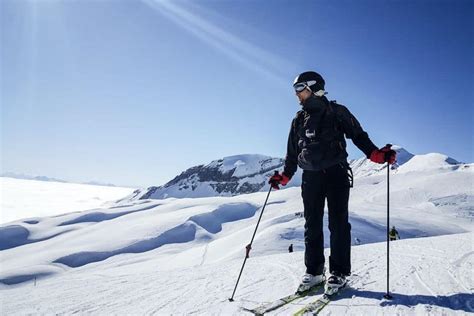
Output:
[370, 144, 397, 164]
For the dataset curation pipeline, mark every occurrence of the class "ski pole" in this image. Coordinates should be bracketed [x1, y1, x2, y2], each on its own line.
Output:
[383, 144, 393, 300]
[229, 173, 276, 302]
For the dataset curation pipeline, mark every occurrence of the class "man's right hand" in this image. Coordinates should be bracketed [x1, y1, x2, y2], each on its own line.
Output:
[269, 172, 290, 190]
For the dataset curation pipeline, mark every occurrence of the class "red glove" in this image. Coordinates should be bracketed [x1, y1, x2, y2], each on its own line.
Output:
[269, 172, 290, 190]
[370, 144, 397, 164]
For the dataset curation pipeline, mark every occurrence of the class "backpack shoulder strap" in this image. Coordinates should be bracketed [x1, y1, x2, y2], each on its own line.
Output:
[328, 100, 345, 129]
[293, 109, 305, 129]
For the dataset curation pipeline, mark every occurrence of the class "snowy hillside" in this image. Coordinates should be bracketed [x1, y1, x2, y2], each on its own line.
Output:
[0, 177, 135, 224]
[349, 145, 416, 178]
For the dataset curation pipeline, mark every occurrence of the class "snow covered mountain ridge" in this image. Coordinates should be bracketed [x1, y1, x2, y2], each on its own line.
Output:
[123, 146, 461, 201]
[122, 154, 284, 201]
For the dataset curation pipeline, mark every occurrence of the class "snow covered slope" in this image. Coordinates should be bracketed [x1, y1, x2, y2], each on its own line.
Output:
[349, 145, 416, 178]
[0, 177, 135, 224]
[397, 152, 461, 173]
[1, 231, 472, 315]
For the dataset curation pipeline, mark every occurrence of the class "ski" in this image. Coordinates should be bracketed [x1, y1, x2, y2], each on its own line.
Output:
[243, 283, 324, 316]
[292, 294, 331, 316]
[292, 277, 355, 316]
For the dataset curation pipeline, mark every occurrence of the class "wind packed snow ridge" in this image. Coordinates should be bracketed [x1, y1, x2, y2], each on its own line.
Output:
[57, 204, 160, 226]
[0, 225, 73, 251]
[53, 202, 258, 268]
[0, 203, 163, 251]
[0, 272, 54, 286]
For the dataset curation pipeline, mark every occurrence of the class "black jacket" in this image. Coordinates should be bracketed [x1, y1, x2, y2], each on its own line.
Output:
[283, 96, 377, 178]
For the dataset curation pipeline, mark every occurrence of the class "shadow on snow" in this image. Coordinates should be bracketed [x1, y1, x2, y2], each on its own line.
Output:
[336, 288, 474, 313]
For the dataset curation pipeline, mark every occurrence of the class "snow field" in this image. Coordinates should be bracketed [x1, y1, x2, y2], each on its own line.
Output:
[1, 177, 135, 224]
[0, 155, 472, 314]
[1, 232, 472, 315]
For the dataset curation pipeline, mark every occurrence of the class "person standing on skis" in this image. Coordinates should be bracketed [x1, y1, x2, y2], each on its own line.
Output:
[389, 226, 400, 241]
[269, 71, 397, 295]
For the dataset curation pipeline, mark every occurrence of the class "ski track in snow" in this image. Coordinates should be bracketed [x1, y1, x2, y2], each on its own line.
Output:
[199, 243, 210, 266]
[412, 266, 437, 297]
[449, 250, 474, 294]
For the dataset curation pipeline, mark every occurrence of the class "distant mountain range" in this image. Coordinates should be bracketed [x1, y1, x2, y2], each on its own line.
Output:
[0, 172, 117, 187]
[120, 145, 461, 202]
[5, 146, 462, 200]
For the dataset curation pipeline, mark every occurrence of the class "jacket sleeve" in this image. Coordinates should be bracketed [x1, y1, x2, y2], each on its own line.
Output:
[337, 105, 378, 158]
[283, 117, 298, 178]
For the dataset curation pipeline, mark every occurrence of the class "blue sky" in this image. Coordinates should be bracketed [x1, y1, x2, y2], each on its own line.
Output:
[1, 0, 472, 187]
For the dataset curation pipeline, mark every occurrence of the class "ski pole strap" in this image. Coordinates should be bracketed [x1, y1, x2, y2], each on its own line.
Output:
[245, 244, 252, 258]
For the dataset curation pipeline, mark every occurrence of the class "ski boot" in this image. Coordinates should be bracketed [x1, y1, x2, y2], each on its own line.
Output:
[324, 273, 347, 296]
[296, 273, 325, 294]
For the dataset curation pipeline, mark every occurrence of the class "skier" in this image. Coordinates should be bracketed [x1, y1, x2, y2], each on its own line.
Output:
[269, 71, 397, 295]
[389, 226, 400, 241]
[289, 243, 294, 253]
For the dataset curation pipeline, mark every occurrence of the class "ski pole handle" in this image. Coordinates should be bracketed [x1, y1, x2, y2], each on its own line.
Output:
[245, 244, 252, 258]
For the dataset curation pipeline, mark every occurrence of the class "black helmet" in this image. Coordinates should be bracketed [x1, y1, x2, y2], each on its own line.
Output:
[293, 71, 325, 93]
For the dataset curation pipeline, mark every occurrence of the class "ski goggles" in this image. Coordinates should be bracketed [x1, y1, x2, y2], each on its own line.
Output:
[293, 80, 317, 93]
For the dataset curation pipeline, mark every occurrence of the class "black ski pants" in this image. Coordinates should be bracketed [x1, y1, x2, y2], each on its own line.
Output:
[302, 163, 351, 276]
